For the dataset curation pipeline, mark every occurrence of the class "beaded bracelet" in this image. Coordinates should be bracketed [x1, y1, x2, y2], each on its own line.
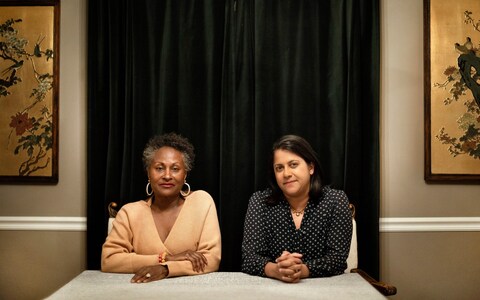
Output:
[159, 251, 167, 264]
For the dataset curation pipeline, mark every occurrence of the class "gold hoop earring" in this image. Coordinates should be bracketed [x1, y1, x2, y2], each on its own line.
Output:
[145, 181, 153, 196]
[180, 182, 191, 197]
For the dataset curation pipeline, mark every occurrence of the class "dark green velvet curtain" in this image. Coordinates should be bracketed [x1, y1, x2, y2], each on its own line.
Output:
[87, 0, 380, 278]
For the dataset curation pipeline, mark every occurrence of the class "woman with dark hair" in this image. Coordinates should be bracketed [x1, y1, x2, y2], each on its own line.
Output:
[102, 132, 221, 283]
[241, 135, 352, 283]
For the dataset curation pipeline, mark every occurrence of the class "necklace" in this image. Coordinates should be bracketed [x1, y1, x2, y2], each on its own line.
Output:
[290, 204, 308, 217]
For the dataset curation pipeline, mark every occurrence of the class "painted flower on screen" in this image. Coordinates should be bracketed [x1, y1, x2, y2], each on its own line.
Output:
[9, 112, 34, 136]
[434, 10, 480, 159]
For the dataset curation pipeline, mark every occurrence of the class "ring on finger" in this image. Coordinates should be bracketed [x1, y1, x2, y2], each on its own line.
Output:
[145, 273, 151, 278]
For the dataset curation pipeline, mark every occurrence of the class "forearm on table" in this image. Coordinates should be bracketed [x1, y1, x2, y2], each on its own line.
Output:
[102, 252, 158, 273]
[241, 252, 271, 276]
[165, 253, 219, 277]
[304, 256, 346, 277]
[165, 240, 221, 275]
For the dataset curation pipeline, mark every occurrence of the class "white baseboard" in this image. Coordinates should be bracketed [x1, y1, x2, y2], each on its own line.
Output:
[0, 216, 87, 231]
[0, 216, 479, 232]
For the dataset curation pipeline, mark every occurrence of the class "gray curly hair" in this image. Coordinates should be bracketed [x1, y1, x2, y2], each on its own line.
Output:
[142, 132, 195, 172]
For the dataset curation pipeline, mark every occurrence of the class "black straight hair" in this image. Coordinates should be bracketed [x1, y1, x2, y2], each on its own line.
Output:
[266, 135, 326, 205]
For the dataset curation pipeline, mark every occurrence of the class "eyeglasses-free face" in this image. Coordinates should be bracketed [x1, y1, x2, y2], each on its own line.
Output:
[148, 146, 187, 199]
[273, 149, 314, 202]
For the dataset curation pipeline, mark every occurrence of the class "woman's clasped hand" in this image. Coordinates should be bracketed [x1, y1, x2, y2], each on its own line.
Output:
[272, 251, 307, 283]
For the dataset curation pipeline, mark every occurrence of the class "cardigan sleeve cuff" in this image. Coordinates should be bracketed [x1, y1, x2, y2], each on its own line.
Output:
[131, 254, 159, 272]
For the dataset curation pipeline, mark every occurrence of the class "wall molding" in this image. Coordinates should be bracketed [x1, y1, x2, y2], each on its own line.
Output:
[380, 217, 480, 232]
[0, 216, 479, 232]
[0, 216, 87, 231]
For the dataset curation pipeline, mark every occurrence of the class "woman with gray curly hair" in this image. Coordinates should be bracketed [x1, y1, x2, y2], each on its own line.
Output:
[102, 132, 221, 283]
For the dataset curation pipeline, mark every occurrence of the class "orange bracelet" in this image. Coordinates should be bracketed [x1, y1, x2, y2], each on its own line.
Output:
[159, 252, 167, 264]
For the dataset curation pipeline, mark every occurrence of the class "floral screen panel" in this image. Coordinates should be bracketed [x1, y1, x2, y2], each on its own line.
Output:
[425, 0, 480, 182]
[0, 1, 59, 184]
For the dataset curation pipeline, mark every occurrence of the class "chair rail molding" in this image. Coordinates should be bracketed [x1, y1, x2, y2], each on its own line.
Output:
[0, 216, 86, 231]
[380, 217, 480, 232]
[1, 216, 479, 232]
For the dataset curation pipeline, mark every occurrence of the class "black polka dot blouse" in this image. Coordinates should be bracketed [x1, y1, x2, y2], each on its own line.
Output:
[241, 186, 352, 277]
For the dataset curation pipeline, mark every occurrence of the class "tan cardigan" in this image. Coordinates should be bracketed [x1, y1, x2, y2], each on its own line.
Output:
[101, 190, 221, 277]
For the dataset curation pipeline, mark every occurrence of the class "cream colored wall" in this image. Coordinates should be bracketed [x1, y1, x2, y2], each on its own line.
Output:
[0, 0, 87, 299]
[381, 0, 480, 299]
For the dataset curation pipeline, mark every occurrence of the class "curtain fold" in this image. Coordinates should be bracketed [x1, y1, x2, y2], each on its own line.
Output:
[87, 0, 380, 278]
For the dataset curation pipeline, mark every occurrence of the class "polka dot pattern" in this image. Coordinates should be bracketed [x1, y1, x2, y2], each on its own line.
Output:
[241, 186, 352, 277]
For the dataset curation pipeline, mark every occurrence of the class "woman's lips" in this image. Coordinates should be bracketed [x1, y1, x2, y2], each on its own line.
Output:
[160, 183, 175, 188]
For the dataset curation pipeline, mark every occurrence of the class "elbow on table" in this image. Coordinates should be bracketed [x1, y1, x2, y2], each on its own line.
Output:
[101, 255, 122, 273]
[101, 257, 112, 273]
[207, 254, 221, 273]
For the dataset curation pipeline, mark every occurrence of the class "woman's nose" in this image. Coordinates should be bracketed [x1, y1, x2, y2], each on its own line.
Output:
[163, 169, 172, 179]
